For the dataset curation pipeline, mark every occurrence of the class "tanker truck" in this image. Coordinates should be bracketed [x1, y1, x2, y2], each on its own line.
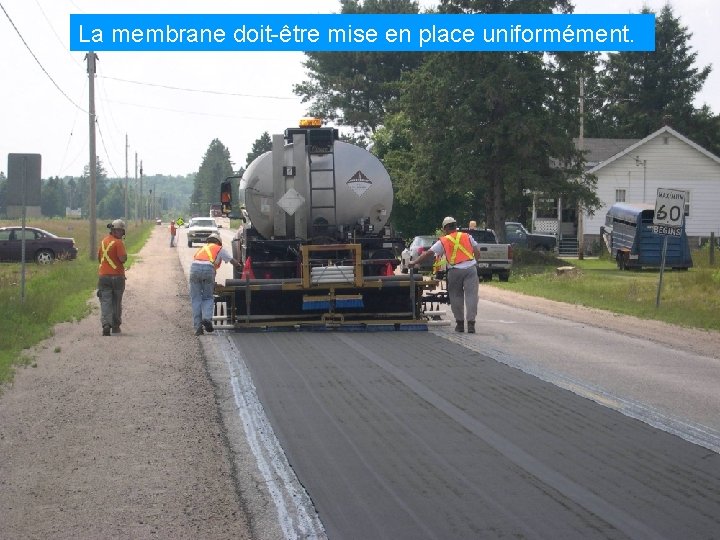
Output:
[213, 118, 443, 330]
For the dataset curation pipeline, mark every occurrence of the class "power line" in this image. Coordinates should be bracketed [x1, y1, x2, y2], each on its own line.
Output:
[101, 75, 298, 100]
[96, 119, 120, 178]
[0, 0, 86, 112]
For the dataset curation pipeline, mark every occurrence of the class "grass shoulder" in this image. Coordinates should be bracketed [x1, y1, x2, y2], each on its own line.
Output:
[0, 219, 154, 385]
[488, 247, 720, 332]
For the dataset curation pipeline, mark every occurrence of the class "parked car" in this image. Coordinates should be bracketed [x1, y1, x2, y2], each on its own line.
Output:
[399, 235, 438, 273]
[0, 226, 78, 264]
[186, 217, 219, 247]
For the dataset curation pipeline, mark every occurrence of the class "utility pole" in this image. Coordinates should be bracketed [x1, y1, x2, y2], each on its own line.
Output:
[140, 160, 144, 223]
[124, 134, 129, 219]
[577, 76, 585, 260]
[134, 152, 138, 223]
[86, 51, 98, 260]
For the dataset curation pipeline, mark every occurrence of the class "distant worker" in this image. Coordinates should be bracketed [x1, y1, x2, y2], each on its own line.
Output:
[189, 232, 241, 336]
[97, 219, 128, 336]
[409, 217, 482, 333]
[468, 220, 478, 230]
[169, 219, 177, 247]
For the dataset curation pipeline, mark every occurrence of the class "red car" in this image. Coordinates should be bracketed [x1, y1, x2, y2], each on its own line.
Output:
[0, 226, 79, 264]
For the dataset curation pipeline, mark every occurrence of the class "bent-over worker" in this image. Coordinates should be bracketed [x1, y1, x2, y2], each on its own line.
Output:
[189, 232, 241, 336]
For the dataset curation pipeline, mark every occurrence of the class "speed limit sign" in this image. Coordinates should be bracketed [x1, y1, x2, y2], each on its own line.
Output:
[654, 188, 686, 227]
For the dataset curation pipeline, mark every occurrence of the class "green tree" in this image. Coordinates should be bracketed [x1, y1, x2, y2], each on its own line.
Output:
[246, 132, 272, 166]
[98, 182, 126, 219]
[41, 177, 67, 217]
[78, 158, 109, 218]
[0, 171, 7, 216]
[383, 0, 594, 239]
[191, 139, 234, 216]
[293, 0, 425, 134]
[65, 178, 81, 211]
[595, 5, 716, 150]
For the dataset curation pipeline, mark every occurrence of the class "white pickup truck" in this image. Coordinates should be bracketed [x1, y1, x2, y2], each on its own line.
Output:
[432, 228, 512, 282]
[463, 228, 513, 282]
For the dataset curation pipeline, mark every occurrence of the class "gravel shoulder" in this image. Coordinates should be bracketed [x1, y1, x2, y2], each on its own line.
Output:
[1, 227, 718, 539]
[0, 227, 252, 540]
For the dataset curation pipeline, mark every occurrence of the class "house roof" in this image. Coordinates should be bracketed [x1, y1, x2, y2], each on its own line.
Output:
[574, 137, 639, 168]
[584, 126, 720, 174]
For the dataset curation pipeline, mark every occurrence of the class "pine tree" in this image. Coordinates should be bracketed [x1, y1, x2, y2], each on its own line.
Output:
[293, 0, 424, 134]
[191, 139, 234, 216]
[596, 5, 715, 144]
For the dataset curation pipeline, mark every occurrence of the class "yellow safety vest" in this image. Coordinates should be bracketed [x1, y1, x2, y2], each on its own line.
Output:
[439, 232, 474, 266]
[99, 239, 117, 270]
[194, 243, 222, 270]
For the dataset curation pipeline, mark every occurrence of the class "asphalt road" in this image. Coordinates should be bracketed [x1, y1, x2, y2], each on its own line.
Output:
[223, 331, 719, 540]
[177, 226, 720, 539]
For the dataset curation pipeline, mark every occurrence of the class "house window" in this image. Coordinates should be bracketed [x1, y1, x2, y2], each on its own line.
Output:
[615, 189, 626, 202]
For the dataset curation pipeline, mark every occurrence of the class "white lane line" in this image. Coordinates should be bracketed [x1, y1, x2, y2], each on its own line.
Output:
[337, 333, 666, 540]
[220, 335, 327, 540]
[440, 330, 720, 454]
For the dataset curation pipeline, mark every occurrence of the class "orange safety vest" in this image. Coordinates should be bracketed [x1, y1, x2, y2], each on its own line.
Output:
[439, 231, 474, 266]
[98, 234, 126, 276]
[193, 243, 223, 270]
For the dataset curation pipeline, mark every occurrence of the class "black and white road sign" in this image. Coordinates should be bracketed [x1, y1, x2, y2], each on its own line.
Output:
[654, 188, 686, 228]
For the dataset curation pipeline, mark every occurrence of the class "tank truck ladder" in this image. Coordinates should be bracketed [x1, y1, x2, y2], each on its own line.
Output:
[308, 140, 338, 235]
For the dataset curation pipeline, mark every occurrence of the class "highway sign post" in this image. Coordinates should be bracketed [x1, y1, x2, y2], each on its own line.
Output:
[653, 188, 686, 308]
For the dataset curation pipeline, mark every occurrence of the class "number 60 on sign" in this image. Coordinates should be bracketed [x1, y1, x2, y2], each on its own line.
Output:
[653, 188, 686, 228]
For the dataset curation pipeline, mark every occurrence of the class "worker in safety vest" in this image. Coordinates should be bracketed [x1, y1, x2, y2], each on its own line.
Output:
[169, 220, 177, 247]
[408, 217, 483, 333]
[189, 232, 241, 336]
[97, 219, 128, 336]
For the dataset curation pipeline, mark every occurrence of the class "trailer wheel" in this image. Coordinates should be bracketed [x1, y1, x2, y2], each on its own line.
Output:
[499, 271, 510, 282]
[617, 252, 628, 270]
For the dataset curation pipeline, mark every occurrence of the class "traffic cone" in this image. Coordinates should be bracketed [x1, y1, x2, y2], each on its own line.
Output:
[241, 257, 255, 280]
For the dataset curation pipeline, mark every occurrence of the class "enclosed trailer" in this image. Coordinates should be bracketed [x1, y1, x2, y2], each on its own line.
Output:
[601, 202, 693, 270]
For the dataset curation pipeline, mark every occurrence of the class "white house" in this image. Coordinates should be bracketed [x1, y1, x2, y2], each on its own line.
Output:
[533, 126, 720, 254]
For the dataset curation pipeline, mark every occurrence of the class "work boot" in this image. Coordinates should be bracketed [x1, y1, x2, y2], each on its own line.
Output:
[102, 324, 111, 336]
[467, 321, 475, 333]
[194, 326, 204, 336]
[112, 325, 121, 334]
[455, 320, 464, 333]
[202, 319, 214, 333]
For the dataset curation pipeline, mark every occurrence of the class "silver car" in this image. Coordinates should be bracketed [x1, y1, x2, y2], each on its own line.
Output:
[186, 217, 219, 247]
[399, 235, 438, 273]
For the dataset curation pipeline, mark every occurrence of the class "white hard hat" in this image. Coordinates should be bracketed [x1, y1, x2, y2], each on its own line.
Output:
[111, 219, 126, 230]
[206, 232, 222, 245]
[441, 216, 457, 228]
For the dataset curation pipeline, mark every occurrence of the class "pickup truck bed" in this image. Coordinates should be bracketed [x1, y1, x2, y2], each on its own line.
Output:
[464, 228, 512, 282]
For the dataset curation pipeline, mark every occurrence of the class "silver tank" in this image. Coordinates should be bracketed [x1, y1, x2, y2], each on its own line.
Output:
[241, 139, 393, 240]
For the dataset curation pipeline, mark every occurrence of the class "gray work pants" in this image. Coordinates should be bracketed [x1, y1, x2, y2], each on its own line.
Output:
[98, 275, 126, 328]
[446, 265, 479, 323]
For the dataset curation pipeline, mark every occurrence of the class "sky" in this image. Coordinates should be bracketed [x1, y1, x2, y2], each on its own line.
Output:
[1, 0, 718, 180]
